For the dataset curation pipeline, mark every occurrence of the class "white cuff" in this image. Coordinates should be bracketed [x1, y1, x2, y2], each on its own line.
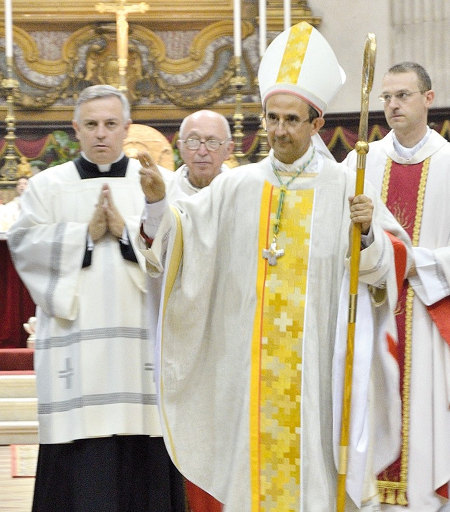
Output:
[408, 247, 450, 305]
[141, 197, 168, 239]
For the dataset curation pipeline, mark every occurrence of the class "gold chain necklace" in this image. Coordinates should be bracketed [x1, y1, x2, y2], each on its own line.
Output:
[262, 148, 316, 266]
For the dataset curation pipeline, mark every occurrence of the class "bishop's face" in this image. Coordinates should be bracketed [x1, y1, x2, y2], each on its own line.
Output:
[264, 93, 324, 164]
[72, 96, 130, 165]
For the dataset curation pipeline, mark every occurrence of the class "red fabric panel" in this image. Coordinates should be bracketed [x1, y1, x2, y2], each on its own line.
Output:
[383, 232, 407, 362]
[0, 348, 34, 370]
[427, 296, 450, 347]
[436, 483, 449, 499]
[0, 136, 51, 159]
[140, 223, 154, 246]
[0, 240, 36, 348]
[15, 137, 51, 158]
[385, 232, 408, 296]
[185, 479, 223, 512]
[386, 332, 399, 362]
[0, 370, 35, 376]
[377, 232, 408, 499]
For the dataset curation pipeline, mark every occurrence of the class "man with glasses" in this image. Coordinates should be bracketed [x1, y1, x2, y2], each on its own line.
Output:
[344, 62, 450, 512]
[170, 109, 234, 512]
[139, 23, 411, 511]
[171, 109, 234, 197]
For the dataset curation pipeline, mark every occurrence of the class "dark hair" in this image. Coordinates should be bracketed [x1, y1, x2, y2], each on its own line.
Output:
[262, 100, 321, 123]
[387, 62, 432, 92]
[308, 105, 320, 123]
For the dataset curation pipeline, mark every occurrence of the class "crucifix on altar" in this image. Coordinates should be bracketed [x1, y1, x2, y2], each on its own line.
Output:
[95, 0, 149, 92]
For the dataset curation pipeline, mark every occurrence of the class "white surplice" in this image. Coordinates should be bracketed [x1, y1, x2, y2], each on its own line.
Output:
[345, 130, 450, 511]
[7, 159, 172, 443]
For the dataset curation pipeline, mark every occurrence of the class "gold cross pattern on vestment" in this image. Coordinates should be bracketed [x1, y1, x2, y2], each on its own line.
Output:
[262, 241, 285, 266]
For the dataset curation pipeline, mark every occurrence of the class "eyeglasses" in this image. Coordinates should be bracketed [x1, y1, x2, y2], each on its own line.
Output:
[378, 90, 425, 104]
[265, 114, 310, 130]
[181, 137, 229, 151]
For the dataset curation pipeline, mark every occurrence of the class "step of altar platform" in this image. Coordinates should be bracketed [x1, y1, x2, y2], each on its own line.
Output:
[0, 398, 38, 421]
[0, 420, 38, 444]
[0, 374, 36, 398]
[0, 373, 38, 444]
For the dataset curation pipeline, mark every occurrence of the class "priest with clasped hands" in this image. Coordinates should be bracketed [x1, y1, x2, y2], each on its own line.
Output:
[8, 84, 185, 512]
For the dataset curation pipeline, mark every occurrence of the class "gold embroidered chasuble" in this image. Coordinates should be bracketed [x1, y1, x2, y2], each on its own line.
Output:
[146, 154, 410, 511]
[251, 182, 314, 511]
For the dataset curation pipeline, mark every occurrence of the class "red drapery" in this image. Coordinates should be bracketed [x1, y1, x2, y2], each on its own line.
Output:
[0, 239, 36, 348]
[0, 136, 53, 160]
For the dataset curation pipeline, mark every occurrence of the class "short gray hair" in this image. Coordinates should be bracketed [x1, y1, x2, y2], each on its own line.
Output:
[73, 85, 131, 123]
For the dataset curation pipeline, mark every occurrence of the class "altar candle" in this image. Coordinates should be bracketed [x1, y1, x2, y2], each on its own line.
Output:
[283, 0, 291, 31]
[4, 0, 13, 58]
[233, 0, 241, 57]
[258, 0, 266, 58]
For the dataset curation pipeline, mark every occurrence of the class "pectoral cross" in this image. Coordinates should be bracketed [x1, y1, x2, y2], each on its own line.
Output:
[262, 240, 284, 266]
[95, 0, 149, 91]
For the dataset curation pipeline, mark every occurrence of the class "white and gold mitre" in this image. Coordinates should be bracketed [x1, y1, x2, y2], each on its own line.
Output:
[258, 21, 346, 116]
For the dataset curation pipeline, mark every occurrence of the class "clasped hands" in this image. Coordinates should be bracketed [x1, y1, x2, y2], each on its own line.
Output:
[88, 184, 125, 242]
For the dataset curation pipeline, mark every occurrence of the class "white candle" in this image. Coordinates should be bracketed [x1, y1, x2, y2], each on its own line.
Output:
[4, 0, 13, 58]
[283, 0, 291, 31]
[258, 0, 266, 58]
[233, 0, 241, 58]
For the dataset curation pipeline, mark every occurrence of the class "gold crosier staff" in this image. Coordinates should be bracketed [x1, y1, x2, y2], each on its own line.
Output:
[336, 33, 376, 512]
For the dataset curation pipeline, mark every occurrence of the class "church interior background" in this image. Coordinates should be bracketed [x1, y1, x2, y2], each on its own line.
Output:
[0, 4, 448, 508]
[0, 0, 449, 203]
[0, 0, 449, 346]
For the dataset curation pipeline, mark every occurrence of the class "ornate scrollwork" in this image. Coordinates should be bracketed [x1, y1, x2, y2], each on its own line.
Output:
[150, 51, 237, 108]
[1, 20, 256, 110]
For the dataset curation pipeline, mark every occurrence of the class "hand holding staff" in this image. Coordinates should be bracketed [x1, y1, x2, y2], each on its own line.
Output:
[336, 32, 377, 512]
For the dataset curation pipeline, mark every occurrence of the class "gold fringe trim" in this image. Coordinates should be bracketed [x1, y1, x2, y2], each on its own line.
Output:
[377, 481, 408, 505]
